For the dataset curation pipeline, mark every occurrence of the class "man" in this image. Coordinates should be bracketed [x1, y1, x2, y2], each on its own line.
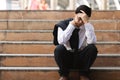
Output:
[54, 5, 98, 80]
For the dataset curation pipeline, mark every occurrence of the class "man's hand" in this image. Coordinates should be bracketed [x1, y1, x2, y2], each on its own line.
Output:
[71, 10, 89, 27]
[70, 14, 84, 27]
[70, 15, 81, 27]
[79, 10, 89, 24]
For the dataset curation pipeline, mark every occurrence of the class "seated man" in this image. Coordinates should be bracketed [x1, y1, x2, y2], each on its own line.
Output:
[53, 5, 98, 80]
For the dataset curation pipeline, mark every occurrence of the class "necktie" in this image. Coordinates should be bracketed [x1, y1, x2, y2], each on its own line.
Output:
[69, 28, 80, 50]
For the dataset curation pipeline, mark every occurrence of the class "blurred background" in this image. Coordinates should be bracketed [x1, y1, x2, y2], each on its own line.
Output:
[0, 0, 120, 10]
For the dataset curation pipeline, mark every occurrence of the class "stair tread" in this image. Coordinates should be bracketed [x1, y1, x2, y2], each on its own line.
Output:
[0, 30, 120, 32]
[0, 53, 120, 57]
[0, 41, 119, 45]
[0, 66, 120, 71]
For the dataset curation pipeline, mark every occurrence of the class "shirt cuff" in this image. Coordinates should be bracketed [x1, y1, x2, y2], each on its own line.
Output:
[84, 22, 94, 30]
[84, 22, 91, 26]
[68, 22, 76, 29]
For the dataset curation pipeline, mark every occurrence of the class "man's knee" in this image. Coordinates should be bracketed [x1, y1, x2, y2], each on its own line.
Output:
[87, 44, 98, 52]
[54, 45, 66, 54]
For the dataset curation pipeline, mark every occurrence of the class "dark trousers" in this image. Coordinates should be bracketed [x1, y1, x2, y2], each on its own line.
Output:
[54, 44, 98, 77]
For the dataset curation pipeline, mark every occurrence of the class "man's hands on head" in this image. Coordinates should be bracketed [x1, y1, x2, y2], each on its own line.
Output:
[71, 10, 89, 27]
[79, 10, 89, 24]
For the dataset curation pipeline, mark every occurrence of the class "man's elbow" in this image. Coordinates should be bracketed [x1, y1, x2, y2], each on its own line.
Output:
[87, 39, 97, 44]
[58, 39, 67, 45]
[58, 39, 65, 44]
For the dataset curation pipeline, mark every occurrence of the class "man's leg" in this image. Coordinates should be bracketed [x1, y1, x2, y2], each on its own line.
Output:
[54, 45, 73, 79]
[76, 44, 98, 80]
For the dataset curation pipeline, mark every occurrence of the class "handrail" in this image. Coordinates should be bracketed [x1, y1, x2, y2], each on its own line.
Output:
[113, 0, 120, 10]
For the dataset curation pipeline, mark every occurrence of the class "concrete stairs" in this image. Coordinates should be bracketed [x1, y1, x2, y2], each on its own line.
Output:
[0, 10, 120, 80]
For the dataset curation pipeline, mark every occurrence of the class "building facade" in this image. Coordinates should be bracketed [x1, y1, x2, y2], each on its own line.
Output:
[1, 0, 120, 10]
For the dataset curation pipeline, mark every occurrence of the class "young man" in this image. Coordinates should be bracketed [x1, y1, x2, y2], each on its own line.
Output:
[54, 5, 98, 80]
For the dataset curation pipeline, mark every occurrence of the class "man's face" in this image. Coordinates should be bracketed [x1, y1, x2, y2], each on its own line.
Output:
[74, 13, 84, 27]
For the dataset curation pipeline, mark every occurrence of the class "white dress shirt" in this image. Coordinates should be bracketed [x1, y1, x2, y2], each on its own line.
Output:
[57, 22, 97, 50]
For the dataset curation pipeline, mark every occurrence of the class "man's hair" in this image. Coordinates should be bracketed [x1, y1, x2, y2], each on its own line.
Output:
[75, 5, 92, 17]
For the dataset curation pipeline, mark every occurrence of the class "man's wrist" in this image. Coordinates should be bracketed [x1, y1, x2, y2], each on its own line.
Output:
[83, 16, 89, 24]
[70, 20, 77, 26]
[70, 20, 77, 27]
[84, 20, 89, 24]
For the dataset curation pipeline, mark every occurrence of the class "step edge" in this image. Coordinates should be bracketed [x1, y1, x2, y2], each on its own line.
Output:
[0, 30, 120, 33]
[0, 53, 120, 57]
[0, 41, 119, 45]
[0, 67, 120, 71]
[0, 19, 120, 22]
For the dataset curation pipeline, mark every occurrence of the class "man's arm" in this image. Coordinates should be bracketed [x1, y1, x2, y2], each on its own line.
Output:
[57, 24, 75, 44]
[85, 23, 97, 44]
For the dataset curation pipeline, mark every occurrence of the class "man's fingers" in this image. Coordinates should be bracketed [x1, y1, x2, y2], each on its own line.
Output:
[80, 10, 86, 14]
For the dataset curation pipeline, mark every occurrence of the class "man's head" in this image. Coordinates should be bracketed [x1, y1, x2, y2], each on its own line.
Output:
[75, 5, 92, 17]
[72, 5, 92, 27]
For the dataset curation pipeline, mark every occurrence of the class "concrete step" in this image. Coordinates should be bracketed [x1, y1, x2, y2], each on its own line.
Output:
[0, 41, 119, 54]
[0, 43, 55, 54]
[0, 19, 120, 30]
[0, 30, 119, 41]
[96, 30, 120, 41]
[0, 67, 119, 80]
[0, 10, 119, 80]
[0, 54, 120, 67]
[0, 10, 120, 20]
[0, 11, 74, 20]
[96, 44, 120, 54]
[0, 11, 7, 19]
[0, 31, 52, 41]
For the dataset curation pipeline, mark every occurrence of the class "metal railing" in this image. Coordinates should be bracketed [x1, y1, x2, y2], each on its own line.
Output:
[2, 0, 120, 10]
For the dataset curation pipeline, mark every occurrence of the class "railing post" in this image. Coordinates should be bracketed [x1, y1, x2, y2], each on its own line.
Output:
[113, 0, 120, 10]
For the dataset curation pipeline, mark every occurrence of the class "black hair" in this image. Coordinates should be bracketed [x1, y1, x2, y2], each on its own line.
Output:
[75, 5, 92, 17]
